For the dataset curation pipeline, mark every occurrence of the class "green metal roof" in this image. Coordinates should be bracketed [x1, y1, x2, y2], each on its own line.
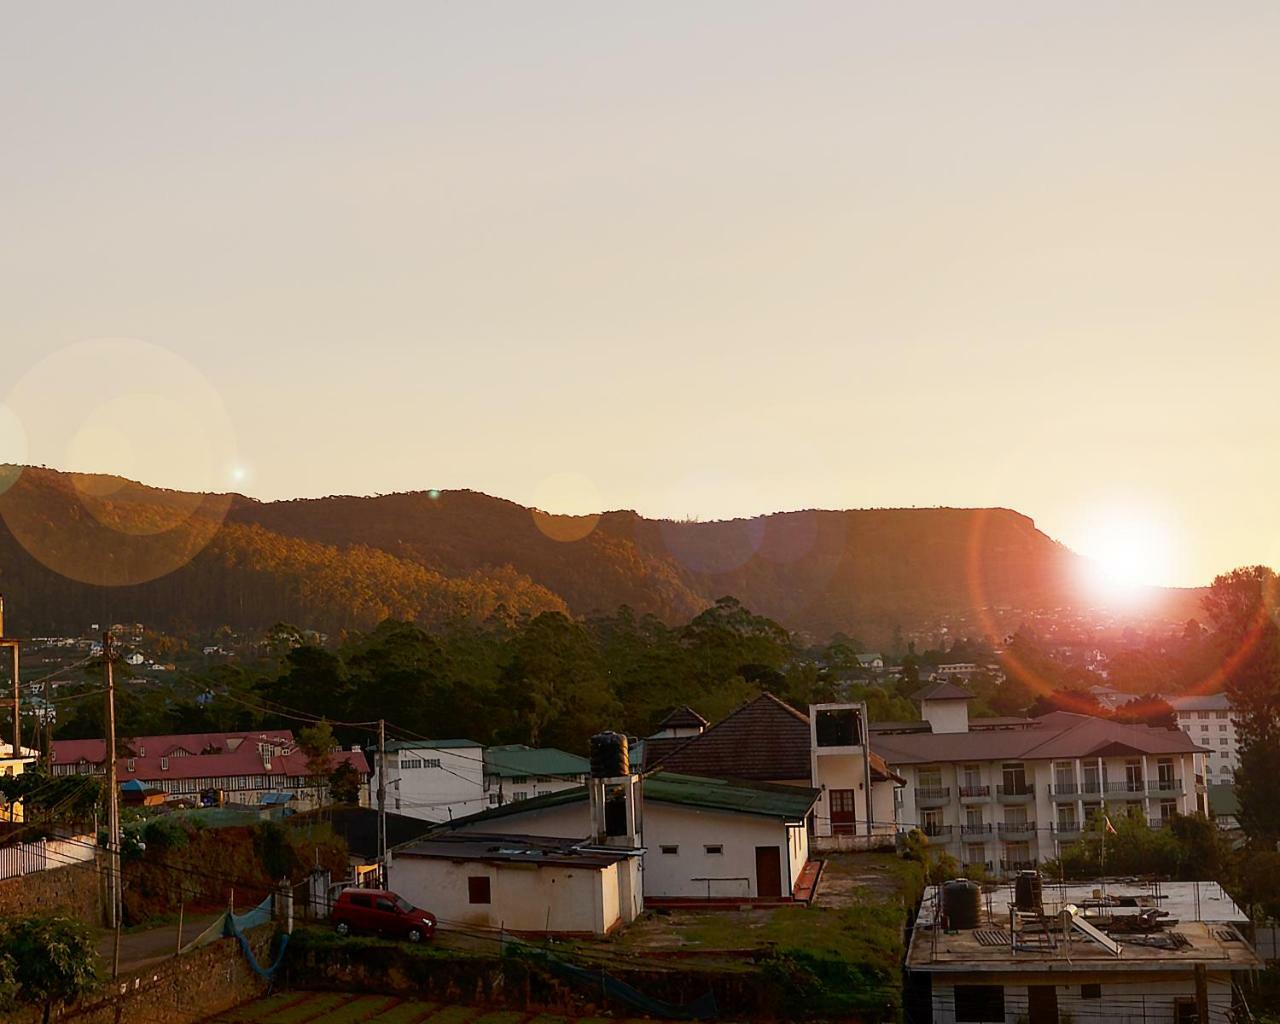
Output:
[438, 771, 818, 828]
[1208, 783, 1238, 818]
[483, 744, 589, 778]
[383, 739, 481, 752]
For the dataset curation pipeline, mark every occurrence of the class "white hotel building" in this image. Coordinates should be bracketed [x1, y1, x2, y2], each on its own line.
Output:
[1167, 693, 1238, 782]
[874, 683, 1208, 876]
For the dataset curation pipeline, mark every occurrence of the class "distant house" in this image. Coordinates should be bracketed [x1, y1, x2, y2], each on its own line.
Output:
[856, 653, 885, 671]
[0, 743, 39, 822]
[1207, 783, 1239, 831]
[52, 730, 369, 810]
[368, 741, 591, 824]
[389, 832, 640, 937]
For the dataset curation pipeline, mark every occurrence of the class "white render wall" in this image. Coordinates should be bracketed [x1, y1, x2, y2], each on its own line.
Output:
[928, 973, 1234, 1024]
[447, 798, 808, 900]
[388, 852, 621, 935]
[1176, 707, 1239, 782]
[376, 744, 487, 823]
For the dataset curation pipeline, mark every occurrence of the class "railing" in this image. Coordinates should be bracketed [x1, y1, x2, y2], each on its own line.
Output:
[963, 860, 995, 875]
[1000, 859, 1037, 873]
[997, 784, 1035, 800]
[0, 834, 96, 882]
[1049, 782, 1079, 798]
[1104, 781, 1146, 794]
[915, 787, 950, 804]
[958, 785, 990, 800]
[1147, 780, 1182, 796]
[998, 821, 1038, 838]
[961, 823, 993, 837]
[921, 824, 953, 838]
[1050, 822, 1082, 837]
[1148, 818, 1173, 830]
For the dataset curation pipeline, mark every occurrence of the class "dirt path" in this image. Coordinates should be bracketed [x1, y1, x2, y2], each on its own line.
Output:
[93, 911, 225, 973]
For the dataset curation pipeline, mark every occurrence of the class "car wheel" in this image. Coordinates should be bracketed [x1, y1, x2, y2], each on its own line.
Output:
[335, 921, 351, 937]
[407, 927, 423, 943]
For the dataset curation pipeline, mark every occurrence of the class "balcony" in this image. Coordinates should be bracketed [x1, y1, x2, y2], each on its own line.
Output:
[916, 786, 951, 808]
[963, 860, 994, 875]
[1051, 822, 1083, 840]
[1104, 781, 1146, 795]
[921, 824, 953, 839]
[1148, 818, 1173, 830]
[1000, 859, 1037, 874]
[1049, 783, 1080, 800]
[998, 821, 1038, 839]
[1147, 779, 1183, 797]
[958, 785, 991, 802]
[997, 784, 1035, 803]
[960, 823, 994, 838]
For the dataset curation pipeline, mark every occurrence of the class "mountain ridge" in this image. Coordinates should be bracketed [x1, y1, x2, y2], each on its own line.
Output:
[0, 465, 1204, 641]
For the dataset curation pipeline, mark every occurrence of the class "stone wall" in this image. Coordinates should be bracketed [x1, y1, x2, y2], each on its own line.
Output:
[9, 927, 275, 1024]
[0, 857, 104, 924]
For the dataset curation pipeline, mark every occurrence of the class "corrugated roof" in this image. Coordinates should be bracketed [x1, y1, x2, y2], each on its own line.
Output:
[873, 711, 1206, 766]
[383, 738, 481, 752]
[395, 832, 629, 868]
[434, 770, 818, 828]
[1167, 693, 1232, 712]
[483, 745, 589, 778]
[1208, 783, 1238, 818]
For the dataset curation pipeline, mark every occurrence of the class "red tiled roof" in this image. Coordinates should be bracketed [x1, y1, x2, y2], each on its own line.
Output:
[655, 706, 709, 731]
[52, 730, 369, 782]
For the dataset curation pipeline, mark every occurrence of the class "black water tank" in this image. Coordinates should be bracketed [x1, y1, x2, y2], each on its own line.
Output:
[589, 732, 630, 778]
[1014, 870, 1043, 912]
[943, 879, 981, 930]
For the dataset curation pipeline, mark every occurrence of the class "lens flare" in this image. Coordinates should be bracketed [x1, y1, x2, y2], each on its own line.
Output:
[0, 338, 238, 586]
[529, 471, 602, 543]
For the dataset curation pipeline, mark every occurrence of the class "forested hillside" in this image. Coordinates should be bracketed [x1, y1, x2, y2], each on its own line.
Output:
[0, 465, 1201, 639]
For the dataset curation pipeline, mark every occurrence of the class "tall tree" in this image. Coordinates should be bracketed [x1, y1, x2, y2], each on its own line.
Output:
[0, 916, 98, 1024]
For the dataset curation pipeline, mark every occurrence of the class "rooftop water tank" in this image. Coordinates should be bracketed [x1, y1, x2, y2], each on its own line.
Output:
[942, 879, 981, 930]
[589, 732, 629, 778]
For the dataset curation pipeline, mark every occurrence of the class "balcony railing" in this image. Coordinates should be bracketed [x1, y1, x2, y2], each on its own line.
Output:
[998, 821, 1038, 838]
[997, 784, 1035, 802]
[921, 824, 953, 839]
[1104, 781, 1146, 795]
[961, 823, 993, 837]
[1049, 782, 1079, 799]
[916, 787, 950, 806]
[958, 785, 990, 801]
[1148, 818, 1173, 830]
[1000, 859, 1037, 874]
[963, 860, 994, 875]
[1147, 779, 1182, 796]
[1051, 822, 1082, 838]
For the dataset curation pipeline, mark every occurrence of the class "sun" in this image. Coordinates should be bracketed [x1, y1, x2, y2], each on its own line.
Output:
[1074, 508, 1178, 600]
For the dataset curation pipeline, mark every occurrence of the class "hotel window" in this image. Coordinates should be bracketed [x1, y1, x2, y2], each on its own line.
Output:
[425, 759, 441, 768]
[1001, 763, 1027, 794]
[918, 767, 943, 790]
[401, 758, 423, 770]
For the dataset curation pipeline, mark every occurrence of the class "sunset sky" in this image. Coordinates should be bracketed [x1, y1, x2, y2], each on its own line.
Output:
[3, 3, 1279, 588]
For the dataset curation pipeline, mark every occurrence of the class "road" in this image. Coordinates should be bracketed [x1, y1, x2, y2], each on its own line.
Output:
[94, 911, 225, 973]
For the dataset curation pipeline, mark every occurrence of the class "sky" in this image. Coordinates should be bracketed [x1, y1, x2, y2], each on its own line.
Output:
[2, 3, 1278, 589]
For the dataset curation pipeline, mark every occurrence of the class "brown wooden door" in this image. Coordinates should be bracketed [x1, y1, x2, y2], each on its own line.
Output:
[829, 789, 857, 834]
[1028, 985, 1058, 1024]
[755, 846, 782, 899]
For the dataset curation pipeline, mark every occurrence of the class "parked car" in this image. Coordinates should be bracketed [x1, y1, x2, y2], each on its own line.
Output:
[331, 888, 437, 942]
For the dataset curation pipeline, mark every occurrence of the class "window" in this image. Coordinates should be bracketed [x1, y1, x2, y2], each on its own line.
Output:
[1219, 723, 1228, 732]
[513, 793, 527, 802]
[704, 844, 724, 855]
[815, 708, 862, 747]
[467, 877, 491, 905]
[660, 845, 679, 855]
[1219, 737, 1228, 745]
[425, 758, 441, 768]
[1124, 760, 1143, 791]
[488, 794, 499, 805]
[350, 894, 372, 908]
[922, 809, 945, 836]
[160, 757, 169, 771]
[1214, 710, 1227, 719]
[401, 758, 423, 770]
[1201, 724, 1210, 732]
[126, 758, 136, 772]
[1197, 711, 1208, 719]
[1081, 983, 1101, 1000]
[375, 897, 395, 913]
[1001, 763, 1027, 793]
[954, 984, 1004, 1022]
[511, 775, 530, 785]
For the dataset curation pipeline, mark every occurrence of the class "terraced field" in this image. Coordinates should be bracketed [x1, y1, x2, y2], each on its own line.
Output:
[205, 992, 667, 1024]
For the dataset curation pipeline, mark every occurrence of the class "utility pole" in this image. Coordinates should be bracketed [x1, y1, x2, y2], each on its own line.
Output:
[1194, 962, 1209, 1024]
[103, 632, 122, 977]
[0, 595, 20, 756]
[376, 719, 387, 887]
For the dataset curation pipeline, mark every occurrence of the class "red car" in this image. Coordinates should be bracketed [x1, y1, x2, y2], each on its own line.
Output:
[331, 888, 437, 942]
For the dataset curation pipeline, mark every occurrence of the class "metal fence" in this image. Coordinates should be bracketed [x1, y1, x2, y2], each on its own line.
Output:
[0, 834, 96, 882]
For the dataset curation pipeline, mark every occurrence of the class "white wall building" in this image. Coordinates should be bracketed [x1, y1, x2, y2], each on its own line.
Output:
[432, 771, 818, 902]
[388, 833, 641, 936]
[376, 739, 488, 822]
[1167, 694, 1238, 782]
[875, 686, 1208, 878]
